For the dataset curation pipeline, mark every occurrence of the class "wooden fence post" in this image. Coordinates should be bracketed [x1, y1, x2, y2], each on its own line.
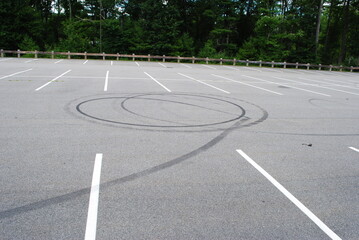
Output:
[17, 49, 20, 58]
[35, 50, 38, 58]
[319, 64, 322, 70]
[103, 52, 105, 60]
[296, 62, 299, 69]
[148, 54, 150, 62]
[192, 56, 195, 64]
[220, 58, 223, 65]
[340, 65, 343, 72]
[85, 52, 87, 60]
[271, 61, 274, 68]
[259, 60, 262, 67]
[329, 65, 333, 71]
[307, 63, 310, 70]
[206, 57, 209, 64]
[350, 66, 353, 72]
[51, 51, 54, 59]
[283, 62, 286, 68]
[233, 59, 236, 65]
[68, 51, 71, 59]
[132, 53, 134, 61]
[246, 59, 249, 66]
[1, 49, 3, 58]
[163, 55, 165, 62]
[177, 56, 180, 63]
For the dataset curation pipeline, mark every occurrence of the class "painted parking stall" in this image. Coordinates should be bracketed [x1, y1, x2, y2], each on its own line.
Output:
[0, 58, 358, 240]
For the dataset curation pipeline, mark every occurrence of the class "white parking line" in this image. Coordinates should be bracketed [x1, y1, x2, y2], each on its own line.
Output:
[84, 153, 103, 240]
[223, 66, 237, 70]
[297, 77, 359, 90]
[0, 58, 11, 62]
[24, 59, 39, 63]
[201, 64, 217, 70]
[104, 71, 109, 91]
[273, 76, 359, 96]
[54, 59, 63, 64]
[181, 63, 192, 68]
[83, 60, 89, 65]
[35, 69, 71, 91]
[242, 75, 331, 97]
[178, 73, 230, 94]
[135, 61, 140, 67]
[158, 62, 166, 68]
[282, 69, 306, 75]
[262, 68, 283, 73]
[0, 68, 33, 80]
[243, 67, 262, 72]
[212, 74, 283, 95]
[144, 72, 171, 92]
[349, 147, 359, 153]
[297, 69, 326, 76]
[236, 150, 342, 240]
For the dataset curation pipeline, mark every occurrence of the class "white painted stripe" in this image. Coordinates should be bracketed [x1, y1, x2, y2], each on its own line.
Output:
[178, 73, 230, 94]
[297, 69, 326, 76]
[24, 59, 39, 63]
[349, 147, 359, 153]
[318, 77, 358, 86]
[158, 62, 166, 68]
[201, 64, 217, 70]
[223, 66, 237, 70]
[273, 76, 359, 96]
[236, 150, 342, 240]
[135, 61, 140, 67]
[180, 63, 192, 69]
[244, 67, 262, 72]
[83, 60, 88, 65]
[212, 74, 283, 95]
[0, 58, 11, 62]
[54, 59, 63, 64]
[104, 71, 109, 91]
[242, 75, 331, 97]
[262, 68, 283, 73]
[111, 61, 113, 66]
[323, 71, 352, 77]
[0, 69, 33, 80]
[35, 70, 71, 91]
[84, 153, 103, 240]
[297, 77, 359, 91]
[144, 72, 171, 92]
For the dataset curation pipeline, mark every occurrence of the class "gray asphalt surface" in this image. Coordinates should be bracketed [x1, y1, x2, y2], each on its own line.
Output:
[0, 57, 358, 240]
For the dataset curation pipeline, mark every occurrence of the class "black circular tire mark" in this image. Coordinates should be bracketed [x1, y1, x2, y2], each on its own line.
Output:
[76, 93, 246, 128]
[0, 94, 269, 219]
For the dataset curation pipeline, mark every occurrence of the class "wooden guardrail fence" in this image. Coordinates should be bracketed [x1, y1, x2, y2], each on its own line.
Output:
[1, 49, 358, 72]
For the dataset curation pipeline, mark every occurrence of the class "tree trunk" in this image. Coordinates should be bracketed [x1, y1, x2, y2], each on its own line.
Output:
[338, 0, 350, 64]
[68, 0, 72, 20]
[315, 0, 323, 60]
[323, 0, 335, 63]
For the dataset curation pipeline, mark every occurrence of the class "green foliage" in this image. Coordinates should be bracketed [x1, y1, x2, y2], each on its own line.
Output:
[0, 0, 358, 66]
[238, 15, 306, 62]
[171, 33, 195, 56]
[19, 35, 39, 51]
[198, 40, 217, 58]
[57, 20, 97, 52]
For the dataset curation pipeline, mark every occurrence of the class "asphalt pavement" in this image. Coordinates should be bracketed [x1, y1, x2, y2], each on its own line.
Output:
[0, 57, 358, 239]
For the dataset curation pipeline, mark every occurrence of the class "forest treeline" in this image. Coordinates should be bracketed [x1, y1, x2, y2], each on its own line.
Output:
[0, 0, 358, 66]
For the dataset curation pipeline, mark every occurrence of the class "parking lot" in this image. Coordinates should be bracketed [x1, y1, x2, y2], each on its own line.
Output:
[0, 57, 358, 239]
